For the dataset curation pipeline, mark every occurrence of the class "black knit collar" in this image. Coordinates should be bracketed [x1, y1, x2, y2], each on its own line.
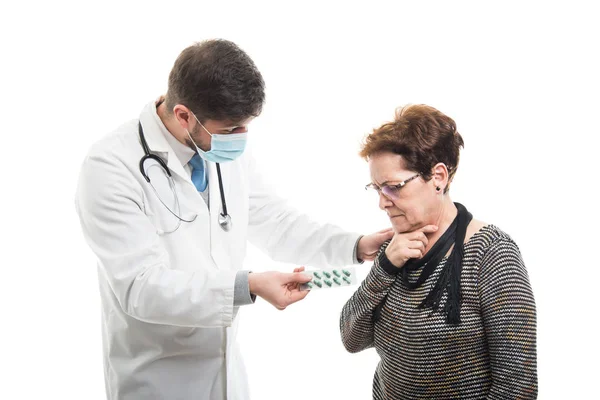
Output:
[374, 202, 472, 325]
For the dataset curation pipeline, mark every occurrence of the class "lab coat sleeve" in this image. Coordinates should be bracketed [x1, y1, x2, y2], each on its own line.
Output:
[75, 152, 237, 328]
[246, 153, 361, 267]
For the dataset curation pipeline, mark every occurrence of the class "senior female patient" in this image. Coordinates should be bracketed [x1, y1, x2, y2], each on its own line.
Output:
[340, 105, 537, 399]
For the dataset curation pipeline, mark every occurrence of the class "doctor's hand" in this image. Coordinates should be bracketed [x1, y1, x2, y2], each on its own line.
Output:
[288, 266, 307, 292]
[248, 271, 313, 310]
[357, 228, 395, 261]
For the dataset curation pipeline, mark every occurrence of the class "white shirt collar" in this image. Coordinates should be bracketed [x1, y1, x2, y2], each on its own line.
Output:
[153, 97, 196, 167]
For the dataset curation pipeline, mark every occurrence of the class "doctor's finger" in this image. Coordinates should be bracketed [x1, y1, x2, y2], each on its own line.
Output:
[293, 266, 306, 273]
[361, 252, 378, 261]
[287, 288, 310, 305]
[379, 230, 395, 239]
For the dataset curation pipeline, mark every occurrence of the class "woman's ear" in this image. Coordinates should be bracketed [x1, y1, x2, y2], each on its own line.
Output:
[432, 163, 449, 192]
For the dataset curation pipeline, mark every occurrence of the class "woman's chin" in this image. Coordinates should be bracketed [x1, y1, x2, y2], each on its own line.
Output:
[391, 219, 411, 234]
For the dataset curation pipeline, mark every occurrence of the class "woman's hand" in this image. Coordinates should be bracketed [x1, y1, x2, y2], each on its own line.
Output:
[384, 225, 438, 268]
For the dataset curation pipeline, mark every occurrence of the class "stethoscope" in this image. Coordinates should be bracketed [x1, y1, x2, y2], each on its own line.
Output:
[138, 121, 232, 233]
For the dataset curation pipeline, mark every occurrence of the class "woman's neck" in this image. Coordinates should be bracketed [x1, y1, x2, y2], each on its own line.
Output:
[424, 198, 457, 254]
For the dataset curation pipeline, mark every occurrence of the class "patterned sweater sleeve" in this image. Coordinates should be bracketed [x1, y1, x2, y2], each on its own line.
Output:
[478, 238, 538, 399]
[340, 242, 398, 353]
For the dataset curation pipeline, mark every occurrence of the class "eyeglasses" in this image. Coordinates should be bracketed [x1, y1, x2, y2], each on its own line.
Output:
[365, 173, 420, 200]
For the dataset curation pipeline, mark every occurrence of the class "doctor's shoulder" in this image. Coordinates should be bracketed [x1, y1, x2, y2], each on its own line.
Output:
[82, 120, 141, 165]
[85, 119, 139, 156]
[78, 119, 145, 189]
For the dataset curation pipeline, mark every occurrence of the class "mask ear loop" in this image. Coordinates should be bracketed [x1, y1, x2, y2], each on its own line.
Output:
[183, 110, 213, 155]
[194, 116, 213, 137]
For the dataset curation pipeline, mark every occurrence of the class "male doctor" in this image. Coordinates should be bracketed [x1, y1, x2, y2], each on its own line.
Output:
[75, 39, 392, 400]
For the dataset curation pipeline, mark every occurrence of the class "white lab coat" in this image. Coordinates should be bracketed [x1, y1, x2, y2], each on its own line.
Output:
[75, 101, 361, 400]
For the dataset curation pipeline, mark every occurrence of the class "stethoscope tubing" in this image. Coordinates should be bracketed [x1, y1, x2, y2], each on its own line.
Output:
[138, 121, 231, 232]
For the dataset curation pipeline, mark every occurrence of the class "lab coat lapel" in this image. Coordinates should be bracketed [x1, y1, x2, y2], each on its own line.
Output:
[139, 102, 196, 190]
[165, 152, 195, 189]
[207, 161, 233, 270]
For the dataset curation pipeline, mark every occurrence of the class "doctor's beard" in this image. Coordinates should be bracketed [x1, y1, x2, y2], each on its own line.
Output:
[185, 124, 210, 152]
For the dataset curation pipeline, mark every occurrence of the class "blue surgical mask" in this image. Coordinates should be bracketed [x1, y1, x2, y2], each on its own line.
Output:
[186, 114, 248, 163]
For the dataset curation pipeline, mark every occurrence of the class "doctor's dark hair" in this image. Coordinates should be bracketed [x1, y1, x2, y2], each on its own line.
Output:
[359, 104, 464, 193]
[165, 39, 265, 123]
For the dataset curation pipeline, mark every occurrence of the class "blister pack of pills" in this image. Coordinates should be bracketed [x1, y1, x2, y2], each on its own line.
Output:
[300, 267, 358, 291]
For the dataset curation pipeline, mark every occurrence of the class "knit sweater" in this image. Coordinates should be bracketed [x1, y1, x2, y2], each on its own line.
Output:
[340, 225, 537, 399]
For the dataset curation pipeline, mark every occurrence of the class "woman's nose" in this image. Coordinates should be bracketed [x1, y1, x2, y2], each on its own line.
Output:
[378, 192, 392, 210]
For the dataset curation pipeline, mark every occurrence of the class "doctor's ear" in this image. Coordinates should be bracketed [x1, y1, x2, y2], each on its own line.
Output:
[432, 163, 449, 193]
[173, 105, 193, 130]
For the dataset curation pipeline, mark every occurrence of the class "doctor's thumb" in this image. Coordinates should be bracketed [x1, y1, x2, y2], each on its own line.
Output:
[381, 229, 395, 240]
[285, 272, 313, 284]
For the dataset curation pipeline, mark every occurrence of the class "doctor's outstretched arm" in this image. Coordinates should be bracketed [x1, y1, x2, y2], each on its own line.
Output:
[246, 152, 393, 268]
[76, 153, 310, 328]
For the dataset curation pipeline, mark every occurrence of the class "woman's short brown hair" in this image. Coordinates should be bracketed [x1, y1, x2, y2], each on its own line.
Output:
[360, 104, 464, 192]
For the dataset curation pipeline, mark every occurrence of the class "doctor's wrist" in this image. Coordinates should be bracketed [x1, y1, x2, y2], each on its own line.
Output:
[353, 235, 365, 264]
[234, 271, 256, 306]
[248, 272, 262, 296]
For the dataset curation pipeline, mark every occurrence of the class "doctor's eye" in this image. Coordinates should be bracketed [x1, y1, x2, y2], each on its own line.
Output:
[228, 126, 247, 134]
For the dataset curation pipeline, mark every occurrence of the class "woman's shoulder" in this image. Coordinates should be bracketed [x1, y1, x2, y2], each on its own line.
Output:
[466, 220, 517, 249]
[466, 219, 488, 243]
[464, 221, 526, 275]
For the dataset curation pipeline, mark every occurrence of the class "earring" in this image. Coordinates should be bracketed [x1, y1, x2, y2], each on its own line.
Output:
[436, 186, 441, 192]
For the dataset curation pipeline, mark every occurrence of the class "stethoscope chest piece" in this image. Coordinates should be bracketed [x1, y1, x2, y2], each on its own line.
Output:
[218, 213, 232, 232]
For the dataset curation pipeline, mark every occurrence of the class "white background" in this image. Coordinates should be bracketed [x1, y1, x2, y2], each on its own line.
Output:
[1, 1, 598, 399]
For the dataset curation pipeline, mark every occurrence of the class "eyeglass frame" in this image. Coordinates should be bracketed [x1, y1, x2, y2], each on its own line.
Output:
[364, 173, 421, 200]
